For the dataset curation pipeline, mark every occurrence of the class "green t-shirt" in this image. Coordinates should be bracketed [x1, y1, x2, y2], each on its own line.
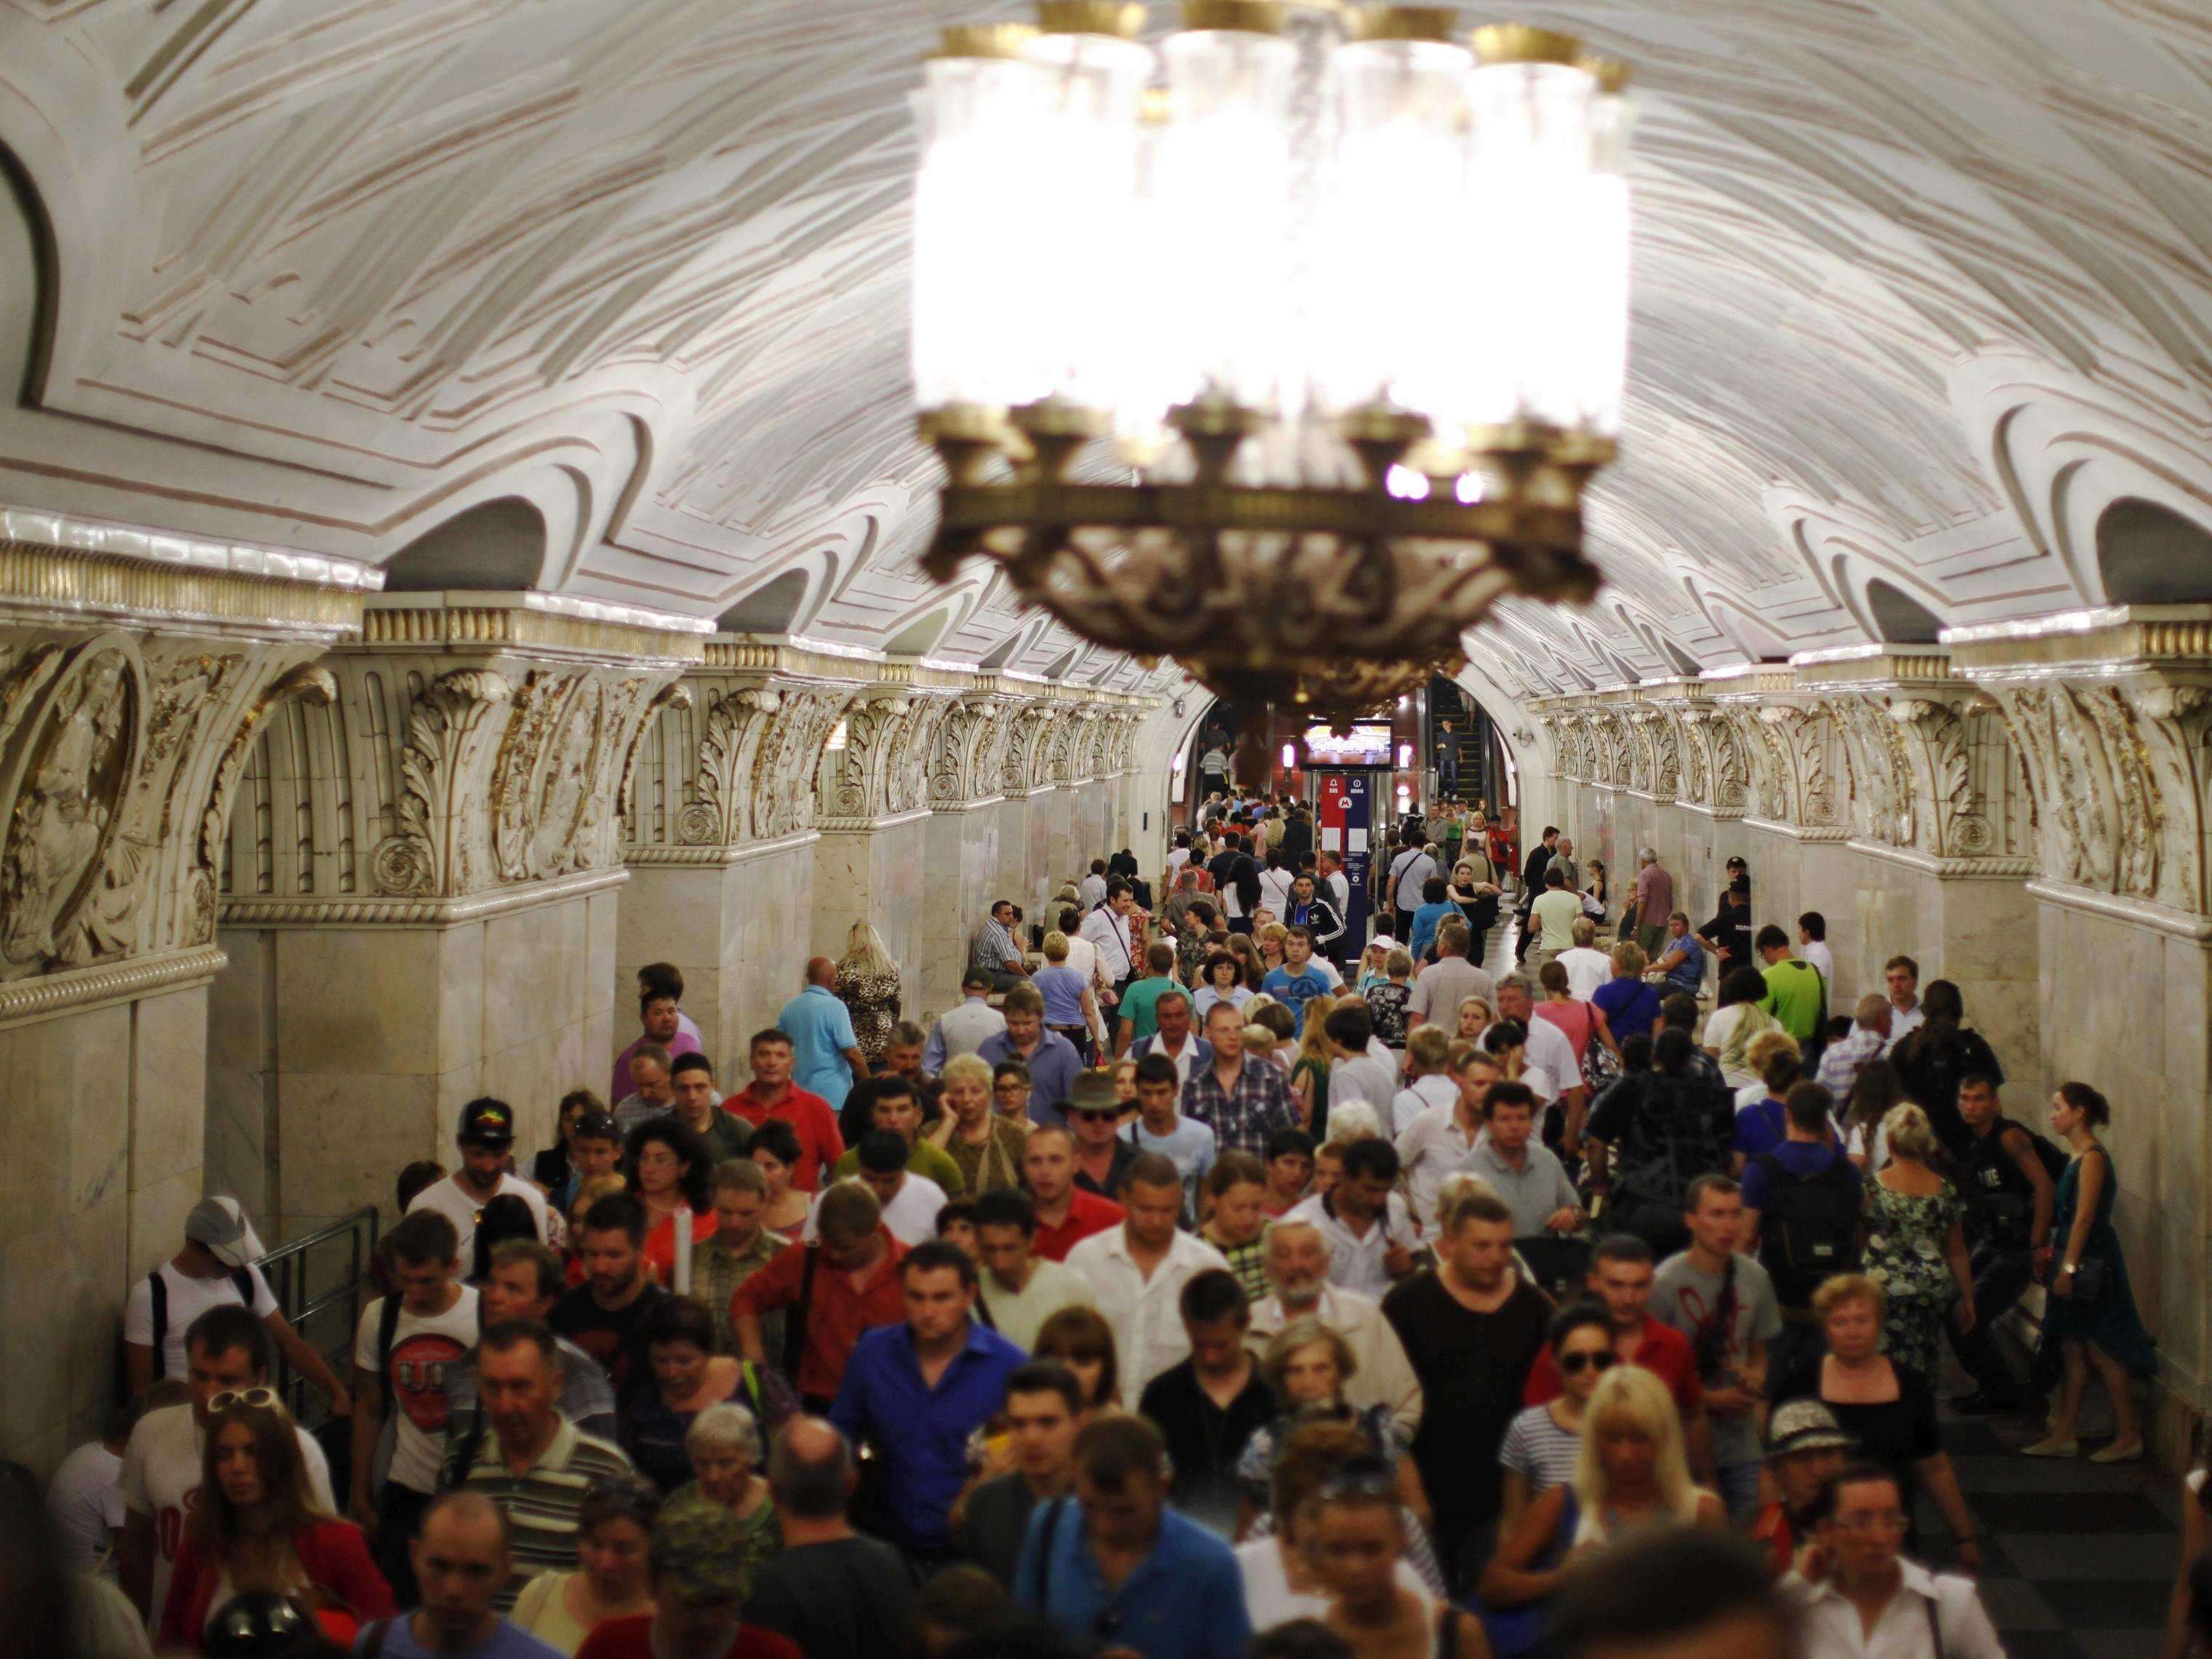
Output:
[1760, 958, 1828, 1041]
[832, 1137, 966, 1195]
[1118, 974, 1177, 1043]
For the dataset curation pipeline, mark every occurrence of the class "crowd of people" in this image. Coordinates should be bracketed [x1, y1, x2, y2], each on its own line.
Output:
[15, 787, 2197, 1659]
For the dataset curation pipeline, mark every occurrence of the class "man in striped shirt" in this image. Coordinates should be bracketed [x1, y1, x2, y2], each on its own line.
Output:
[437, 1321, 633, 1610]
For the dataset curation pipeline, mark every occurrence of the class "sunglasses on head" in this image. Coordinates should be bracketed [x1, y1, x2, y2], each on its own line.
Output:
[1558, 1350, 1618, 1375]
[207, 1387, 283, 1413]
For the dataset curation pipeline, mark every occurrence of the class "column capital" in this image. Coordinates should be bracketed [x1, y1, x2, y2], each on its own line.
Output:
[1949, 604, 2212, 920]
[0, 528, 365, 1024]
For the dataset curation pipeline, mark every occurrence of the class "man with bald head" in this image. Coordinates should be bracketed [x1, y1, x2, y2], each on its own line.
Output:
[744, 1418, 918, 1659]
[778, 955, 869, 1107]
[1244, 1217, 1423, 1437]
[375, 1490, 559, 1657]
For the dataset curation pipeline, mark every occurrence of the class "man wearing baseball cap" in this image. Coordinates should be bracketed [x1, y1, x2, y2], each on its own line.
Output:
[573, 1497, 800, 1659]
[407, 1098, 556, 1258]
[122, 1195, 351, 1411]
[1750, 1399, 1855, 1578]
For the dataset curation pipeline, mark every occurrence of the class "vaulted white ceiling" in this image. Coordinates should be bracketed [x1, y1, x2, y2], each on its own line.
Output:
[4, 1, 2210, 700]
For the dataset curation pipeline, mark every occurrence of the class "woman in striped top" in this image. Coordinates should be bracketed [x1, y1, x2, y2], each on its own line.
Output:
[1495, 1302, 1615, 1537]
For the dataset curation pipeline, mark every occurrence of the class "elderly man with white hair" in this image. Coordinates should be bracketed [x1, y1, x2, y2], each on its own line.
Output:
[1244, 1217, 1423, 1438]
[1549, 835, 1583, 899]
[1631, 847, 1674, 960]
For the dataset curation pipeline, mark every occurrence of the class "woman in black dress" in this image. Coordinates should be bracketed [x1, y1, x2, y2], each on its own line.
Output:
[1770, 1273, 1981, 1570]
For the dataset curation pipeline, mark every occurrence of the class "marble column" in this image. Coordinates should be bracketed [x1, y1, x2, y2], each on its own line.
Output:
[812, 679, 963, 992]
[918, 695, 1008, 1019]
[1948, 605, 2212, 1449]
[0, 522, 362, 1473]
[1792, 647, 2037, 1062]
[212, 594, 696, 1236]
[621, 640, 862, 1062]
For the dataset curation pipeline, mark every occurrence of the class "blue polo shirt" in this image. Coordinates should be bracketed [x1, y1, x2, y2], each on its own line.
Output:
[1662, 932, 1706, 995]
[1260, 965, 1332, 1035]
[778, 984, 859, 1105]
[830, 1319, 1027, 1551]
[977, 1028, 1086, 1126]
[1017, 1499, 1252, 1659]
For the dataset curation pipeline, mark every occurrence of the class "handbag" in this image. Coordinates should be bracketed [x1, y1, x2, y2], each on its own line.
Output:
[2067, 1257, 2109, 1302]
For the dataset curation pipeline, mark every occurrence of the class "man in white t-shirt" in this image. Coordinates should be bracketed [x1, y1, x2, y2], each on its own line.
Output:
[408, 1097, 555, 1259]
[808, 1134, 947, 1246]
[351, 1209, 482, 1603]
[122, 1197, 352, 1415]
[119, 1303, 335, 1626]
[1556, 918, 1615, 1003]
[1798, 912, 1835, 1011]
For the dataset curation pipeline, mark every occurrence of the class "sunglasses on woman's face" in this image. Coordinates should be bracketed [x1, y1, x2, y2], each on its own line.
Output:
[207, 1387, 283, 1412]
[1558, 1349, 1618, 1375]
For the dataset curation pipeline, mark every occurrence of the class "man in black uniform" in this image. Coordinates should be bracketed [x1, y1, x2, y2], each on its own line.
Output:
[1942, 1074, 2056, 1413]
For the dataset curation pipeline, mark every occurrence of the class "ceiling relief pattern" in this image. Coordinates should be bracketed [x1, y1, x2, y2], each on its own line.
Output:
[6, 2, 2212, 701]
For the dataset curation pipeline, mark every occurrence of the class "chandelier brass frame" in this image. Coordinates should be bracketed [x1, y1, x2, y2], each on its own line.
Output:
[910, 2, 1627, 728]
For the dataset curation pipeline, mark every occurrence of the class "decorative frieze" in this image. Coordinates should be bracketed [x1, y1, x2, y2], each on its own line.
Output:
[0, 534, 362, 1017]
[1947, 605, 2212, 920]
[222, 596, 698, 918]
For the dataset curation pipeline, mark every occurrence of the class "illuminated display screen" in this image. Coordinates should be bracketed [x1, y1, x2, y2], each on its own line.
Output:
[1302, 724, 1393, 765]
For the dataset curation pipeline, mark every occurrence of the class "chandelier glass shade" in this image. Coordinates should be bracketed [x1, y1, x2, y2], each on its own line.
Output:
[911, 1, 1630, 726]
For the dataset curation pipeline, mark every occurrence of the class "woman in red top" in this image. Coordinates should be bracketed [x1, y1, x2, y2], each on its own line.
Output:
[626, 1118, 718, 1285]
[160, 1391, 394, 1649]
[574, 1495, 800, 1659]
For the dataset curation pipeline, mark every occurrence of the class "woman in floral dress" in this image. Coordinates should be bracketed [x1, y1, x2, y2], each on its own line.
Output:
[1862, 1102, 1974, 1377]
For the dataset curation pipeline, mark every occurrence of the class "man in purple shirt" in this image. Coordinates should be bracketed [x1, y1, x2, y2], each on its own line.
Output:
[1633, 848, 1674, 960]
[611, 987, 702, 1108]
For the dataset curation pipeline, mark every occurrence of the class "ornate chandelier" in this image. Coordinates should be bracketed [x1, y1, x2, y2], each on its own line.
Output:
[911, 1, 1628, 726]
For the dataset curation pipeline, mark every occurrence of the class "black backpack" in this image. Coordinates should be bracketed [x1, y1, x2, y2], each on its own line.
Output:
[147, 1266, 258, 1379]
[1752, 1152, 1862, 1306]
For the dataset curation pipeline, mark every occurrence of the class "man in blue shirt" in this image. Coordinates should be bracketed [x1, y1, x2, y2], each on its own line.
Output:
[978, 985, 1085, 1126]
[1017, 1414, 1252, 1659]
[1651, 910, 1708, 998]
[829, 1239, 1026, 1561]
[778, 957, 868, 1107]
[1260, 926, 1332, 1036]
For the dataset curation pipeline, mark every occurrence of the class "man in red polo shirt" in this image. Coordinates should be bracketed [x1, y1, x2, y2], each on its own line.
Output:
[729, 1183, 903, 1409]
[723, 1027, 843, 1190]
[1523, 1234, 1712, 1476]
[1022, 1126, 1123, 1262]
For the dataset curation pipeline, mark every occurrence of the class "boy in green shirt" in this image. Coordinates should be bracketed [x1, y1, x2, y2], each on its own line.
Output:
[1754, 923, 1828, 1043]
[830, 1075, 966, 1194]
[1114, 941, 1181, 1057]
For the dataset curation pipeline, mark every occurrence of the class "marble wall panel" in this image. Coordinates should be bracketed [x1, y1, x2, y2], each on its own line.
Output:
[237, 886, 613, 1233]
[0, 985, 214, 1475]
[921, 806, 999, 1021]
[2037, 899, 2212, 1416]
[995, 796, 1033, 916]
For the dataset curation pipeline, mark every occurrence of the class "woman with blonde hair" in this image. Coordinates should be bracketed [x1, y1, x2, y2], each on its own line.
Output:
[832, 919, 902, 1063]
[1033, 931, 1102, 1062]
[1863, 1102, 1974, 1379]
[1257, 921, 1290, 978]
[1289, 992, 1340, 1132]
[927, 1053, 1030, 1193]
[1455, 995, 1495, 1043]
[1478, 1366, 1723, 1652]
[1590, 940, 1662, 1043]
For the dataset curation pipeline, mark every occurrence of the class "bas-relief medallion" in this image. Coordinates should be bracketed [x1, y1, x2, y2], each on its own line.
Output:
[0, 641, 140, 976]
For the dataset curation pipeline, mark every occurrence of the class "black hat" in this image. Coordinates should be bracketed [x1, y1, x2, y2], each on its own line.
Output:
[457, 1097, 517, 1146]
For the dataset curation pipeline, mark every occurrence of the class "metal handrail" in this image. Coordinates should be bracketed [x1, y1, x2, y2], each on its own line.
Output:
[258, 1206, 381, 1427]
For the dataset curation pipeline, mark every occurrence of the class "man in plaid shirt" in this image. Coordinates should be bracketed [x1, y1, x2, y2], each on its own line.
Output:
[1182, 1000, 1299, 1156]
